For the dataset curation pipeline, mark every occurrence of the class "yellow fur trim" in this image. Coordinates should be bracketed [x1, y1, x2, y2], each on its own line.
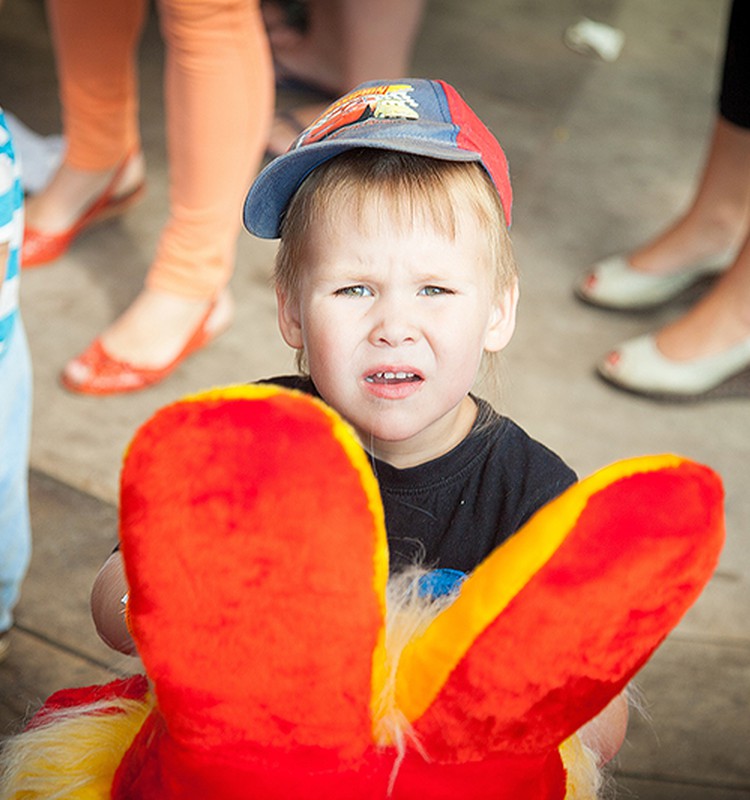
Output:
[560, 735, 601, 800]
[324, 405, 390, 734]
[0, 697, 152, 800]
[394, 454, 685, 722]
[181, 382, 288, 405]
[372, 568, 457, 750]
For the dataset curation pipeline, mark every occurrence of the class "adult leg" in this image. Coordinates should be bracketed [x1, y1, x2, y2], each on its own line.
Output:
[271, 0, 426, 91]
[625, 116, 750, 276]
[655, 230, 750, 359]
[578, 1, 750, 311]
[271, 0, 346, 96]
[598, 232, 750, 399]
[24, 0, 147, 236]
[337, 0, 426, 89]
[151, 0, 273, 300]
[267, 0, 426, 156]
[595, 1, 750, 398]
[619, 0, 750, 276]
[598, 126, 750, 396]
[63, 0, 274, 385]
[664, 0, 750, 354]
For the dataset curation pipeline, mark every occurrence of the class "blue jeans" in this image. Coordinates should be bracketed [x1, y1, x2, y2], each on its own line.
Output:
[0, 316, 32, 633]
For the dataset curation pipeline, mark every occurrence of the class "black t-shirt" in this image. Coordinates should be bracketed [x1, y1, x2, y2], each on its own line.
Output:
[264, 375, 577, 574]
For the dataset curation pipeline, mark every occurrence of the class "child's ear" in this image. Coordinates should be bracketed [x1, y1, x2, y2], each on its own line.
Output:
[483, 278, 519, 353]
[276, 286, 304, 350]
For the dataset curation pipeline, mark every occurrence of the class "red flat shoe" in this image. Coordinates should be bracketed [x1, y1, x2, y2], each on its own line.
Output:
[60, 301, 227, 396]
[22, 152, 146, 268]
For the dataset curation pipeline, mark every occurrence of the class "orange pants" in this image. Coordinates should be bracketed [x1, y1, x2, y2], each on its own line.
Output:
[47, 0, 274, 298]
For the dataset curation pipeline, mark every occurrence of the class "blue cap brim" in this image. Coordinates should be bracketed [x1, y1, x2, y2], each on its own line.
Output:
[243, 136, 481, 240]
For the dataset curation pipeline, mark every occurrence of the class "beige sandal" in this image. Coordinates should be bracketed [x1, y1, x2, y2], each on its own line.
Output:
[598, 332, 750, 401]
[576, 254, 730, 311]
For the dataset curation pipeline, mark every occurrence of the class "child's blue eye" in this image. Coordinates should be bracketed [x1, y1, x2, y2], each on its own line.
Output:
[419, 285, 452, 296]
[336, 285, 373, 297]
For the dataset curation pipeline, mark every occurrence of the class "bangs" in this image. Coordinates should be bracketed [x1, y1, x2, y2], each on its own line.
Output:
[302, 154, 481, 241]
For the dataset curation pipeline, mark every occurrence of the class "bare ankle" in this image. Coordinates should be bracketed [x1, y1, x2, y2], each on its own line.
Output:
[629, 211, 744, 275]
[26, 153, 145, 232]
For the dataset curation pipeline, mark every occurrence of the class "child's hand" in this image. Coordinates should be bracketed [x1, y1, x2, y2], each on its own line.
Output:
[90, 551, 137, 656]
[578, 690, 629, 764]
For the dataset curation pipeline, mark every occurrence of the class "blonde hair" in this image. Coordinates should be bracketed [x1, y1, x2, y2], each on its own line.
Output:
[275, 149, 518, 376]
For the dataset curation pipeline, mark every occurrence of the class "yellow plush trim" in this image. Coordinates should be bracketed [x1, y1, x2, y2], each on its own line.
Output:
[371, 568, 458, 751]
[559, 735, 601, 800]
[323, 405, 390, 733]
[181, 382, 287, 405]
[394, 454, 685, 723]
[0, 696, 152, 800]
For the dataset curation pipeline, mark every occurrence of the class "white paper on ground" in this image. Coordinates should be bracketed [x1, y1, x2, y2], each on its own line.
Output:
[564, 17, 625, 63]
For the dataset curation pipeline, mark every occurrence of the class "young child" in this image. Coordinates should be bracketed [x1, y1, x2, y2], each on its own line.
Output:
[248, 79, 579, 572]
[0, 107, 32, 662]
[90, 79, 626, 759]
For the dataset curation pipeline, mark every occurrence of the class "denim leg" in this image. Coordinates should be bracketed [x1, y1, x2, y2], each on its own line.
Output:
[0, 317, 32, 633]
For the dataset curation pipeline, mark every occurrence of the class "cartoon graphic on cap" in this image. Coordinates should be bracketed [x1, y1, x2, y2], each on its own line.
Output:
[295, 84, 421, 149]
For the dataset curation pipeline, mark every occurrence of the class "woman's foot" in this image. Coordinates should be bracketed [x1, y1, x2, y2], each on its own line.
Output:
[576, 253, 730, 311]
[598, 254, 750, 399]
[25, 152, 145, 235]
[23, 152, 146, 267]
[268, 17, 343, 99]
[623, 211, 745, 278]
[598, 331, 750, 400]
[579, 117, 750, 308]
[265, 6, 344, 158]
[61, 288, 234, 395]
[653, 271, 750, 362]
[101, 287, 233, 368]
[577, 210, 745, 310]
[628, 117, 750, 277]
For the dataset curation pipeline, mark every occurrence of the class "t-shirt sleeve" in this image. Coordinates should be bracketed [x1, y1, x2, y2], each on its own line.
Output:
[491, 423, 578, 547]
[517, 454, 577, 528]
[256, 374, 319, 396]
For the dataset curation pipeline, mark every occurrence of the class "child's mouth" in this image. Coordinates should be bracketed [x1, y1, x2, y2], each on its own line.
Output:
[366, 371, 422, 384]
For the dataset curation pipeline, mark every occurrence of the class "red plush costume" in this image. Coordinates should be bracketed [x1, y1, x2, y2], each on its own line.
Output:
[0, 385, 724, 800]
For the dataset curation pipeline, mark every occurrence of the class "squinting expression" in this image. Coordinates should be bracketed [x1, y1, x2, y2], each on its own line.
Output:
[278, 205, 517, 468]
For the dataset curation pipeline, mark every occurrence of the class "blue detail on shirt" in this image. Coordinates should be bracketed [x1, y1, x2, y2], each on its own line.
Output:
[0, 108, 24, 360]
[417, 568, 467, 599]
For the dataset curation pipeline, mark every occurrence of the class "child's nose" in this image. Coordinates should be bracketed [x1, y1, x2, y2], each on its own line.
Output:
[369, 297, 419, 347]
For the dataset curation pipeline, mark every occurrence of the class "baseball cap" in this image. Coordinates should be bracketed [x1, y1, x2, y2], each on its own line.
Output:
[243, 78, 512, 239]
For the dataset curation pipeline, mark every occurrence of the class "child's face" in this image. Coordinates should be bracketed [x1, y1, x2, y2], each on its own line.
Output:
[277, 203, 517, 467]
